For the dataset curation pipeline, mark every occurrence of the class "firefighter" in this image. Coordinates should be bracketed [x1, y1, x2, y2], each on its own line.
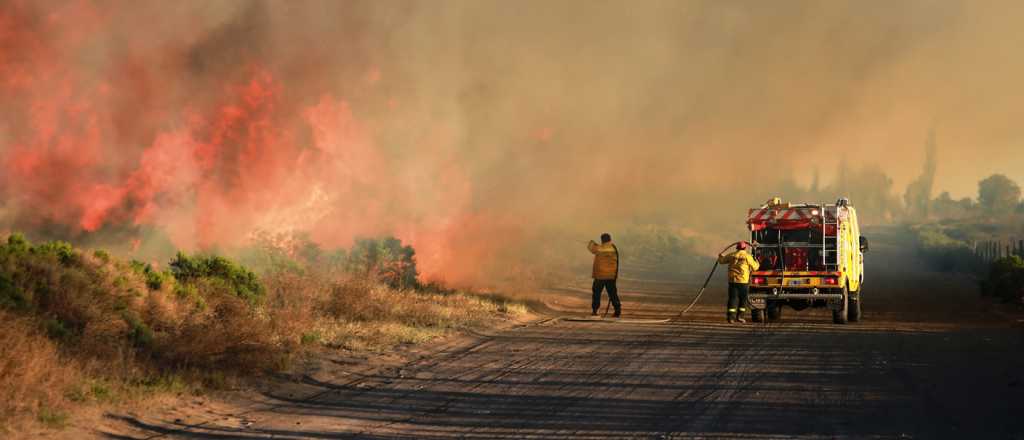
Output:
[718, 241, 759, 323]
[587, 233, 621, 317]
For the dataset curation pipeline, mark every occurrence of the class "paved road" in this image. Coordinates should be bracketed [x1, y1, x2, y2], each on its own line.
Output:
[107, 228, 1024, 439]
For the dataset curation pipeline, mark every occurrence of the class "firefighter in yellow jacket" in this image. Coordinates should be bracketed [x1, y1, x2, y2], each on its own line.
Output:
[718, 241, 760, 323]
[587, 233, 621, 317]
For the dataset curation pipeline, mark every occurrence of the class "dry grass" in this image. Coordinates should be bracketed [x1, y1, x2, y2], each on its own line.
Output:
[0, 235, 529, 433]
[0, 310, 79, 431]
[264, 271, 527, 351]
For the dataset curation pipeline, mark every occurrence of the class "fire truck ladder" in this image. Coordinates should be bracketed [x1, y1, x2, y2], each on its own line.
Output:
[821, 204, 839, 271]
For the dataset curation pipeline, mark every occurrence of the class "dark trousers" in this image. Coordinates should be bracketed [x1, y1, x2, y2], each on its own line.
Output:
[592, 279, 621, 313]
[727, 282, 749, 318]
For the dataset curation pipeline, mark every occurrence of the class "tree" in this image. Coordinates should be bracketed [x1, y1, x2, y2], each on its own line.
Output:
[931, 191, 976, 219]
[346, 237, 419, 288]
[903, 130, 937, 218]
[978, 174, 1021, 215]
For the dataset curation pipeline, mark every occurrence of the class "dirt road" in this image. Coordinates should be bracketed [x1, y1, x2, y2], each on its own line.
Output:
[104, 228, 1024, 439]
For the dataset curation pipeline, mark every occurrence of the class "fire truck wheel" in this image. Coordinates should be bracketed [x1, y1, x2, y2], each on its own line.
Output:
[767, 303, 782, 321]
[848, 291, 862, 322]
[752, 309, 764, 323]
[833, 286, 849, 324]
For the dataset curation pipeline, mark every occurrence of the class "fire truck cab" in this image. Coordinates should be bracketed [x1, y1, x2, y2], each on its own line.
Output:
[746, 197, 868, 324]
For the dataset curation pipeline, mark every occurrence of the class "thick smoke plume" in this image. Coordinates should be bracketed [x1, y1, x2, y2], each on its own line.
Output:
[2, 1, 1023, 286]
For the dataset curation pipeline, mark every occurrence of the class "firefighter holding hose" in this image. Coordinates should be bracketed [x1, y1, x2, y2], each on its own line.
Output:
[718, 241, 759, 323]
[588, 233, 621, 317]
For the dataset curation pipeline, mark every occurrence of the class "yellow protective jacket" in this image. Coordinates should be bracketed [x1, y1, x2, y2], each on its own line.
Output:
[588, 241, 619, 280]
[718, 250, 760, 284]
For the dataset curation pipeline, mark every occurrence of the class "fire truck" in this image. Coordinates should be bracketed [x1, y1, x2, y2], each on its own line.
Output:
[746, 197, 869, 324]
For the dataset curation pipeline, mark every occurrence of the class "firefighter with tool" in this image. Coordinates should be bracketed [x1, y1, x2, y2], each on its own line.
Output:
[587, 233, 621, 317]
[718, 241, 759, 323]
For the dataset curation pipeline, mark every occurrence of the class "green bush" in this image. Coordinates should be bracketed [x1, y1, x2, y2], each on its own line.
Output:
[911, 225, 984, 273]
[32, 240, 78, 266]
[129, 260, 169, 291]
[0, 273, 27, 310]
[169, 252, 265, 303]
[7, 233, 29, 252]
[122, 313, 154, 349]
[0, 235, 110, 335]
[981, 256, 1024, 302]
[43, 318, 71, 341]
[346, 237, 419, 288]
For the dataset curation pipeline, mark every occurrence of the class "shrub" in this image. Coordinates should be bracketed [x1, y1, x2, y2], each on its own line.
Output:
[32, 240, 77, 266]
[152, 292, 287, 371]
[122, 312, 155, 349]
[0, 273, 27, 310]
[7, 233, 29, 252]
[129, 260, 169, 291]
[911, 224, 984, 273]
[345, 237, 418, 288]
[169, 253, 264, 303]
[981, 256, 1024, 302]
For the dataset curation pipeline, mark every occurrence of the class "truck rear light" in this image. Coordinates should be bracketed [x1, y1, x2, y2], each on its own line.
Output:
[752, 277, 766, 285]
[823, 277, 837, 285]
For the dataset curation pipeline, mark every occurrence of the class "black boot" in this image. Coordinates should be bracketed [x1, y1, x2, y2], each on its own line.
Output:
[613, 309, 621, 318]
[592, 309, 598, 316]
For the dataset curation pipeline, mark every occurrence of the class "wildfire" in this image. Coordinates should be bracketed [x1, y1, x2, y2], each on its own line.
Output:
[0, 1, 510, 286]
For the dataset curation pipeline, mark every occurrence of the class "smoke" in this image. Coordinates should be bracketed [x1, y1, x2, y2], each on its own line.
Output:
[2, 0, 1023, 286]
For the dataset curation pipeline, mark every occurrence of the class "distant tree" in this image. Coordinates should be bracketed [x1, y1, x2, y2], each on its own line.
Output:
[978, 174, 1021, 215]
[903, 130, 937, 218]
[839, 164, 901, 224]
[931, 191, 976, 219]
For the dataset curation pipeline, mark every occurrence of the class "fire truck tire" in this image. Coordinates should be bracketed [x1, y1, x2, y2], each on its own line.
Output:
[767, 303, 782, 321]
[848, 291, 862, 322]
[833, 286, 849, 324]
[752, 309, 764, 323]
